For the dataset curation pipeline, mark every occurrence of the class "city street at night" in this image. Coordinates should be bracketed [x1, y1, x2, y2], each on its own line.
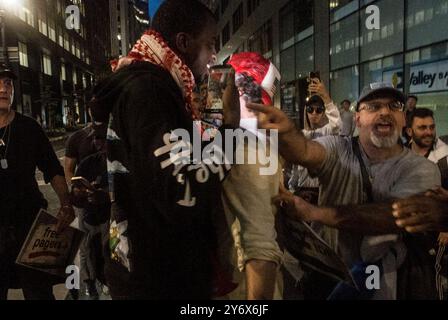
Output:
[1, 0, 448, 310]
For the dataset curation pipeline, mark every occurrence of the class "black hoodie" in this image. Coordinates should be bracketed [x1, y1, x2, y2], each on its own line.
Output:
[95, 61, 232, 299]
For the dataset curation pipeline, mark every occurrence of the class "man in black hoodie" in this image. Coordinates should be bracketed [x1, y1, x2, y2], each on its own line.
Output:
[93, 0, 240, 299]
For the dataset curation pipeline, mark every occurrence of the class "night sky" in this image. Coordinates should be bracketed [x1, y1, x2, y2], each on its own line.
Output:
[149, 0, 164, 19]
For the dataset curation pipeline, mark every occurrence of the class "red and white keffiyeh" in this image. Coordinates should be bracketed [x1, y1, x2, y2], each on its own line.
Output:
[111, 30, 200, 120]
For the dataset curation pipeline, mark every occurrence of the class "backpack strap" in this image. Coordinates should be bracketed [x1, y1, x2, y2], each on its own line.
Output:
[437, 156, 448, 189]
[352, 137, 374, 203]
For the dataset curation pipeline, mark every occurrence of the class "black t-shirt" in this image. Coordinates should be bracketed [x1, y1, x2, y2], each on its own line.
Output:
[65, 124, 96, 164]
[75, 151, 109, 225]
[0, 113, 64, 243]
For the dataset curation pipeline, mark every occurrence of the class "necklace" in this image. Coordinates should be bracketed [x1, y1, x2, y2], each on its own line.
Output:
[0, 113, 12, 169]
[0, 112, 10, 146]
[0, 124, 10, 169]
[0, 126, 6, 146]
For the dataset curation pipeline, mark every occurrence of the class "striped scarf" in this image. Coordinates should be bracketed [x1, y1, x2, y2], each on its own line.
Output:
[111, 29, 200, 121]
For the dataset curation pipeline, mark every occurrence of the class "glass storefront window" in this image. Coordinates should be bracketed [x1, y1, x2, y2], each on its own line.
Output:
[331, 0, 359, 22]
[295, 0, 313, 34]
[361, 54, 404, 91]
[406, 42, 448, 66]
[404, 42, 448, 135]
[281, 46, 296, 83]
[330, 0, 356, 12]
[330, 12, 359, 70]
[417, 92, 448, 136]
[296, 36, 314, 79]
[405, 42, 448, 95]
[280, 2, 295, 49]
[408, 60, 448, 94]
[248, 20, 273, 55]
[330, 66, 359, 105]
[407, 0, 448, 50]
[360, 0, 404, 62]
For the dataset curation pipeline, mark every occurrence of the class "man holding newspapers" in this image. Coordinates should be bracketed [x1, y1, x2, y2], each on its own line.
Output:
[248, 82, 442, 300]
[0, 64, 75, 300]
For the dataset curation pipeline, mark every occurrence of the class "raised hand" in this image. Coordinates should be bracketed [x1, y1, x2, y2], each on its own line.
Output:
[392, 192, 448, 233]
[246, 103, 295, 135]
[308, 78, 331, 105]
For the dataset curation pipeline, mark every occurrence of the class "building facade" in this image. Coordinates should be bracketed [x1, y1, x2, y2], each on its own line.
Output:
[109, 0, 150, 58]
[85, 0, 112, 82]
[214, 0, 448, 135]
[5, 0, 101, 129]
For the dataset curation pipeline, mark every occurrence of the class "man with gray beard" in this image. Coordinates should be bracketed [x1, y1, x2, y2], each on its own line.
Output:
[248, 82, 441, 299]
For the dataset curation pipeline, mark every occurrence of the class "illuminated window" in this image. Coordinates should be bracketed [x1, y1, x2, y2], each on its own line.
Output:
[19, 42, 28, 68]
[360, 0, 403, 62]
[58, 27, 64, 47]
[73, 68, 78, 85]
[48, 20, 56, 42]
[38, 10, 48, 36]
[64, 33, 70, 51]
[76, 43, 81, 59]
[43, 54, 52, 76]
[19, 6, 35, 27]
[61, 63, 66, 81]
[407, 0, 448, 50]
[329, 0, 354, 11]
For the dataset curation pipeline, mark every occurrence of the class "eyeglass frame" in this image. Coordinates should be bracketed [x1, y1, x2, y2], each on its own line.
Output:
[357, 100, 405, 113]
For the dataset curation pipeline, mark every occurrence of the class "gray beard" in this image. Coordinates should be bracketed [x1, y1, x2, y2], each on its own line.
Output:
[370, 129, 400, 148]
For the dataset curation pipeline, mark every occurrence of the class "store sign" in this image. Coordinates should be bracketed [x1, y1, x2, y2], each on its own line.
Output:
[382, 70, 404, 90]
[409, 60, 448, 93]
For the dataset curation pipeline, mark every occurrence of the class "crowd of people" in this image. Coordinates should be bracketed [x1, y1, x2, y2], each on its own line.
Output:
[1, 0, 448, 300]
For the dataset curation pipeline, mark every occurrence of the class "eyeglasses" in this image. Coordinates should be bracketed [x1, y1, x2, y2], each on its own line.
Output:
[358, 101, 405, 113]
[306, 105, 325, 114]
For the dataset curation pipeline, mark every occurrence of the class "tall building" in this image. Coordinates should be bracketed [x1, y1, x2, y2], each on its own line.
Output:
[85, 0, 112, 82]
[5, 0, 99, 128]
[109, 0, 150, 58]
[214, 0, 448, 135]
[130, 0, 150, 46]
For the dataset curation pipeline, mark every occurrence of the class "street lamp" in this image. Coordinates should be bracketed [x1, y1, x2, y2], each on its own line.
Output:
[0, 0, 21, 65]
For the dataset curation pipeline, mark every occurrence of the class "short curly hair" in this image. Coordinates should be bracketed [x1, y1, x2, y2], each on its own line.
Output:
[152, 0, 216, 47]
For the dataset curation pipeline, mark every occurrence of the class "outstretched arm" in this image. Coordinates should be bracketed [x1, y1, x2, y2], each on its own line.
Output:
[247, 103, 327, 172]
[273, 185, 400, 235]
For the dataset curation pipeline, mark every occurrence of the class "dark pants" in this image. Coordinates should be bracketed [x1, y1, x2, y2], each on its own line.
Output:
[0, 222, 56, 300]
[0, 268, 55, 300]
[0, 285, 54, 300]
[281, 266, 337, 300]
[77, 208, 108, 285]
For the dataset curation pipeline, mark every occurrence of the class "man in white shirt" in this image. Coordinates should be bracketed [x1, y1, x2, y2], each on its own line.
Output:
[339, 99, 355, 137]
[406, 108, 448, 193]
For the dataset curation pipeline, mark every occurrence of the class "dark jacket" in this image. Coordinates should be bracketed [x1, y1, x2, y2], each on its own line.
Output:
[96, 61, 231, 299]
